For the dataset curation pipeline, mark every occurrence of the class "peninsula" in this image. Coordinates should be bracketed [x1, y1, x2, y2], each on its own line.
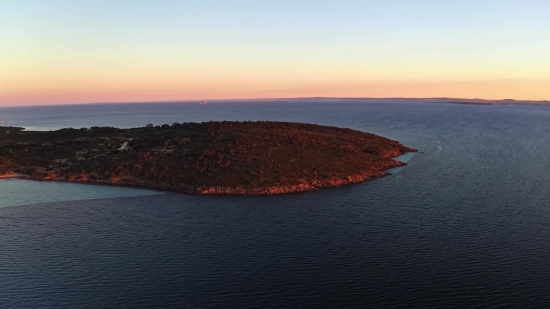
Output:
[0, 121, 416, 195]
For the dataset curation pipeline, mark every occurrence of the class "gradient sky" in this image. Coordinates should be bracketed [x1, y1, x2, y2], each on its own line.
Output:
[2, 0, 550, 106]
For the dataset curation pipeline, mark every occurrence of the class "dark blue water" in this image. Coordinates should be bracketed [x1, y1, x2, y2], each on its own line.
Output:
[1, 102, 550, 308]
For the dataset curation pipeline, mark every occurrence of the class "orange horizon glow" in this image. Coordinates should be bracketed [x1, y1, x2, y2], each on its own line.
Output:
[3, 1, 550, 106]
[2, 79, 549, 106]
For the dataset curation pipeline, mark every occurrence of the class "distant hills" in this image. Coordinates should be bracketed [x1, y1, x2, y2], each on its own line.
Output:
[226, 97, 550, 106]
[3, 97, 549, 108]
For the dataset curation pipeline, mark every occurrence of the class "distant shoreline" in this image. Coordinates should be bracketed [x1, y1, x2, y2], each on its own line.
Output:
[1, 97, 549, 108]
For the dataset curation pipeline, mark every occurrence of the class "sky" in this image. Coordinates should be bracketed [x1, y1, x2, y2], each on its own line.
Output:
[2, 0, 550, 106]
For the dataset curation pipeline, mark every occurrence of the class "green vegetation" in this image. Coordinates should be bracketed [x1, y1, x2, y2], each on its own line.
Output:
[0, 122, 415, 195]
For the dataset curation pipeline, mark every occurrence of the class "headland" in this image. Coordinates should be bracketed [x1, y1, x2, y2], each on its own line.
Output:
[0, 121, 416, 195]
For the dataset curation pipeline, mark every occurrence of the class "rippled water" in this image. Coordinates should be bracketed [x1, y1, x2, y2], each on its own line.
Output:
[1, 102, 550, 308]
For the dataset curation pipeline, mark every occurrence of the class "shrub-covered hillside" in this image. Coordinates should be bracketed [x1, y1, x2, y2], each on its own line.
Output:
[0, 121, 416, 195]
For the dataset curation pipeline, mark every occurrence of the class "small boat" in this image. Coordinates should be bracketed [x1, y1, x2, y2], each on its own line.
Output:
[199, 102, 207, 105]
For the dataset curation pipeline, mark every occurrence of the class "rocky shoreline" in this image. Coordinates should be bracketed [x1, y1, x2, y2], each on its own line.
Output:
[187, 167, 404, 195]
[3, 165, 404, 195]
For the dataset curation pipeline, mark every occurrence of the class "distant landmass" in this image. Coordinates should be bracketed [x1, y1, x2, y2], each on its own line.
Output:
[0, 122, 415, 195]
[214, 97, 550, 106]
[2, 97, 548, 108]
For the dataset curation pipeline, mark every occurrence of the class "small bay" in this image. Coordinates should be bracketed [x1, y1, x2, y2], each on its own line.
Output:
[0, 178, 162, 208]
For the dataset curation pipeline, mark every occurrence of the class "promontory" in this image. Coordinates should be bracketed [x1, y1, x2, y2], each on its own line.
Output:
[0, 121, 416, 195]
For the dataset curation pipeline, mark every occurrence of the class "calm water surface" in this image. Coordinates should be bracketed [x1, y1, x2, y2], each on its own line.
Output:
[0, 179, 162, 208]
[1, 102, 550, 308]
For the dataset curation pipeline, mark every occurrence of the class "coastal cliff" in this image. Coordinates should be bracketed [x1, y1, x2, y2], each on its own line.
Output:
[0, 121, 416, 195]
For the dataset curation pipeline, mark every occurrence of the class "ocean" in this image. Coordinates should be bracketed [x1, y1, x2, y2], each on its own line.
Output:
[1, 101, 550, 308]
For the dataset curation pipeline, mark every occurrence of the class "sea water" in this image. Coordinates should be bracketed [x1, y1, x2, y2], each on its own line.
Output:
[1, 101, 550, 308]
[0, 178, 161, 208]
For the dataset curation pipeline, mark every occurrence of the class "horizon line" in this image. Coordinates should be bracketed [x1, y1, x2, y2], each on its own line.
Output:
[2, 96, 550, 108]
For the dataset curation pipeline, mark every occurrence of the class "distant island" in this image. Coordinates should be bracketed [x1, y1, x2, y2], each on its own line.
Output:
[0, 121, 416, 195]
